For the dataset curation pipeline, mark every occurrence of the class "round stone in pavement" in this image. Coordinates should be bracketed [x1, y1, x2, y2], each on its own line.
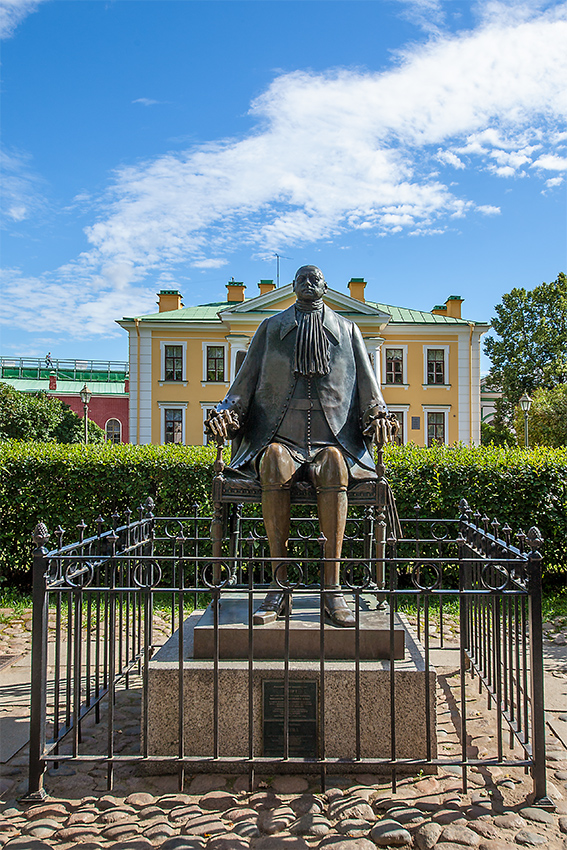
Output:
[232, 821, 260, 839]
[182, 815, 225, 836]
[327, 798, 376, 823]
[169, 805, 204, 823]
[370, 818, 412, 846]
[221, 807, 258, 823]
[248, 792, 282, 810]
[257, 805, 296, 834]
[160, 839, 206, 850]
[3, 841, 53, 850]
[493, 813, 526, 830]
[290, 794, 325, 815]
[158, 794, 194, 810]
[205, 834, 250, 849]
[102, 822, 141, 840]
[107, 841, 153, 849]
[199, 791, 238, 812]
[386, 806, 424, 825]
[440, 824, 480, 846]
[519, 808, 555, 825]
[55, 825, 99, 842]
[336, 818, 372, 837]
[143, 821, 176, 842]
[21, 819, 60, 839]
[139, 805, 166, 820]
[560, 816, 567, 834]
[24, 803, 68, 821]
[125, 793, 155, 808]
[515, 831, 548, 846]
[289, 813, 332, 836]
[414, 821, 443, 850]
[317, 837, 376, 850]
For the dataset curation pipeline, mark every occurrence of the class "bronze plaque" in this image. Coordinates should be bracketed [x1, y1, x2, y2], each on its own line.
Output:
[263, 680, 318, 758]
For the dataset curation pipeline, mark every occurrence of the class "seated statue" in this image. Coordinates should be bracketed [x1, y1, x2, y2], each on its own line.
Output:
[206, 265, 397, 627]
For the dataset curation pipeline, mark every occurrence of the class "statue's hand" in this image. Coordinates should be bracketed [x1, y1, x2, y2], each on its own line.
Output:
[363, 411, 400, 447]
[205, 409, 240, 444]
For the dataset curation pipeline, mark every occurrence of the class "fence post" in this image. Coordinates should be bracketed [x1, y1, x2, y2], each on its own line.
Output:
[24, 523, 51, 801]
[527, 526, 553, 808]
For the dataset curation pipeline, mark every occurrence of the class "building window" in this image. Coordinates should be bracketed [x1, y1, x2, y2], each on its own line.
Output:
[388, 410, 405, 445]
[385, 349, 404, 384]
[427, 412, 445, 446]
[427, 349, 445, 384]
[165, 409, 183, 444]
[165, 345, 183, 381]
[235, 349, 247, 376]
[206, 346, 225, 382]
[105, 418, 121, 444]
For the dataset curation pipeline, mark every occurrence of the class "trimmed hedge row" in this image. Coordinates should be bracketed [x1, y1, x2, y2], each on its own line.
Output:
[1, 441, 566, 589]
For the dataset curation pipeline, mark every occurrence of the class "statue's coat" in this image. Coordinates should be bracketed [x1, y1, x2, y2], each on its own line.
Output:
[217, 303, 386, 476]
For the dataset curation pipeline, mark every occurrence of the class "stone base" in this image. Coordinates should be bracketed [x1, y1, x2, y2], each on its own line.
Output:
[146, 610, 436, 769]
[193, 593, 405, 660]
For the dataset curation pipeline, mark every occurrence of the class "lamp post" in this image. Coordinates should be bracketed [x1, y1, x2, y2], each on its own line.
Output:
[519, 392, 532, 448]
[79, 384, 91, 445]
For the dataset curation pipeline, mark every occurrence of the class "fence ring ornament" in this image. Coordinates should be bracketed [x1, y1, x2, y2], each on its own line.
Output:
[344, 561, 372, 590]
[133, 560, 162, 589]
[273, 561, 303, 590]
[64, 561, 94, 588]
[164, 519, 185, 539]
[481, 563, 510, 592]
[201, 561, 232, 590]
[296, 520, 318, 540]
[430, 522, 450, 541]
[411, 562, 442, 591]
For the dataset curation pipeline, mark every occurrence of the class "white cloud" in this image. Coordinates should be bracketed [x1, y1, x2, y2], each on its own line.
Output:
[0, 0, 47, 38]
[531, 154, 567, 171]
[193, 258, 228, 269]
[132, 98, 160, 107]
[4, 2, 567, 337]
[0, 148, 46, 225]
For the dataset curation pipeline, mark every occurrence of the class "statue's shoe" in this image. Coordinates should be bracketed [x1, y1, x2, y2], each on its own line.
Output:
[324, 591, 356, 628]
[253, 590, 291, 625]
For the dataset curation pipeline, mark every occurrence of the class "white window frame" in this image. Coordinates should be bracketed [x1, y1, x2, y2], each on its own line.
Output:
[423, 344, 450, 388]
[202, 341, 229, 385]
[200, 403, 219, 446]
[105, 417, 122, 444]
[382, 344, 408, 388]
[158, 402, 188, 445]
[159, 340, 187, 385]
[385, 405, 409, 445]
[422, 404, 451, 446]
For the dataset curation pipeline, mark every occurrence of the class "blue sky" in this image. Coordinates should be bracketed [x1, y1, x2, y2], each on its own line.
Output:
[1, 0, 566, 373]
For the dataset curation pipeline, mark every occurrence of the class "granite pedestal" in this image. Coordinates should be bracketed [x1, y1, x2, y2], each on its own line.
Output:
[146, 595, 437, 770]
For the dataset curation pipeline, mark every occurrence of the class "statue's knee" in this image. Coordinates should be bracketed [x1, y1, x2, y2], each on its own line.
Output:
[311, 447, 348, 488]
[259, 443, 295, 486]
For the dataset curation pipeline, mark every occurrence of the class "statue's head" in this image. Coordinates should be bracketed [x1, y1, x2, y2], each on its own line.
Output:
[293, 265, 327, 303]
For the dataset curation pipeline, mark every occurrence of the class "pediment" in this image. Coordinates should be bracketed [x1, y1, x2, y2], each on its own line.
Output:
[219, 283, 391, 322]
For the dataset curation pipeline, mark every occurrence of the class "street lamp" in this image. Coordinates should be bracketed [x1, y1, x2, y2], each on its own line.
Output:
[79, 384, 92, 444]
[518, 392, 532, 448]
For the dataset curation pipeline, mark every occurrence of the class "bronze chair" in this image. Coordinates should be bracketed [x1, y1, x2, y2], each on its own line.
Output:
[210, 442, 400, 590]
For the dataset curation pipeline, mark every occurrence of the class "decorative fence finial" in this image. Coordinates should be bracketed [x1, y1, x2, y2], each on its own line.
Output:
[32, 522, 50, 548]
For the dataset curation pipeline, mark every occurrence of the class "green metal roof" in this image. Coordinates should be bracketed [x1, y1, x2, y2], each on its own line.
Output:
[368, 301, 483, 325]
[123, 298, 486, 326]
[2, 378, 127, 395]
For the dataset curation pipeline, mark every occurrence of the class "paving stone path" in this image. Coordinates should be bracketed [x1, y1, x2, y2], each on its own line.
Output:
[2, 609, 567, 849]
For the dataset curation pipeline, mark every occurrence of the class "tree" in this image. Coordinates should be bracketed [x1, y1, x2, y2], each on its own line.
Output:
[481, 398, 517, 446]
[484, 273, 567, 403]
[514, 384, 567, 447]
[0, 383, 105, 443]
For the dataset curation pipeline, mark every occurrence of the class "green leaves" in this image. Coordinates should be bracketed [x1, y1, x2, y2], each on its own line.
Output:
[1, 442, 565, 590]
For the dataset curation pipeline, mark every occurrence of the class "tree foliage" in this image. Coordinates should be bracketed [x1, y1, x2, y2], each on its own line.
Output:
[515, 384, 567, 447]
[0, 382, 104, 443]
[484, 272, 567, 403]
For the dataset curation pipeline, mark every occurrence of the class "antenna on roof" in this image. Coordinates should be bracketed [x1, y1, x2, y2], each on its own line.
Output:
[274, 253, 292, 288]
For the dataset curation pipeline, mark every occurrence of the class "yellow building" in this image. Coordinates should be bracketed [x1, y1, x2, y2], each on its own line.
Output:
[117, 277, 489, 447]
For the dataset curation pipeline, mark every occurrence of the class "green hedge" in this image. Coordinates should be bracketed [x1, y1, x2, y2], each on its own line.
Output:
[1, 441, 566, 589]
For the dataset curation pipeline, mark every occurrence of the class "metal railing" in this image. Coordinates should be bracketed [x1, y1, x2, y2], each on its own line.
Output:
[1, 356, 128, 382]
[26, 498, 550, 806]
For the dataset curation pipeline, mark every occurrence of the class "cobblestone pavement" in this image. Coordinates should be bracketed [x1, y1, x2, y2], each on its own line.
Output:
[2, 609, 567, 849]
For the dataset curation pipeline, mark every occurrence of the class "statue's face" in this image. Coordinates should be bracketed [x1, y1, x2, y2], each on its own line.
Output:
[293, 266, 327, 302]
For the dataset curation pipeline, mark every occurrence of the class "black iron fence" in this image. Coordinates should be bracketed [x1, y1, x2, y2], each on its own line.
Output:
[26, 498, 550, 806]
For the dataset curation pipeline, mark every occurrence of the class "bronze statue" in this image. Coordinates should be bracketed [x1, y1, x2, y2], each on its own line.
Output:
[207, 265, 397, 627]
